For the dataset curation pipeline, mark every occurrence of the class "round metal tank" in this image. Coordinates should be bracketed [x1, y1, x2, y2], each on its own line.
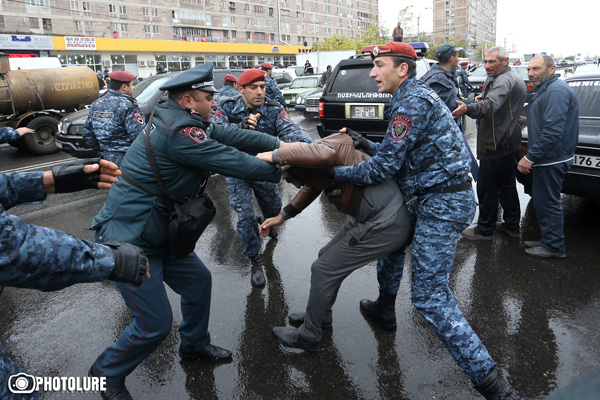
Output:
[0, 66, 99, 115]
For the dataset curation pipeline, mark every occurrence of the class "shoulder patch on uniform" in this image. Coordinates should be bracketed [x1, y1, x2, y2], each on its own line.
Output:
[427, 90, 441, 102]
[390, 115, 412, 141]
[213, 110, 224, 123]
[279, 110, 292, 123]
[180, 127, 208, 143]
[133, 112, 144, 125]
[93, 111, 113, 118]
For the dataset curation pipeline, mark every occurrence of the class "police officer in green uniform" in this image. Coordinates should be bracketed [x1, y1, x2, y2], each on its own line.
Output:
[88, 63, 287, 400]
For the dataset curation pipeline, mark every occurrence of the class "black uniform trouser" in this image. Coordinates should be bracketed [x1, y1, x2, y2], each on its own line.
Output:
[476, 153, 521, 235]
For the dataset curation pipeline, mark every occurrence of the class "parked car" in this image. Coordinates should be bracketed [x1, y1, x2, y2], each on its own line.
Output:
[56, 72, 179, 158]
[213, 68, 246, 89]
[518, 71, 600, 200]
[468, 65, 487, 97]
[316, 42, 430, 142]
[294, 88, 323, 119]
[273, 67, 298, 89]
[281, 75, 321, 107]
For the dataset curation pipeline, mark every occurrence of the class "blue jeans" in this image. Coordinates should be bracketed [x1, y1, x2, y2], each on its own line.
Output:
[531, 161, 572, 253]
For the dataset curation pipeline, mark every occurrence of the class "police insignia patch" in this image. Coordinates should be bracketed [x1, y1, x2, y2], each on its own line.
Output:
[213, 110, 224, 123]
[279, 110, 292, 123]
[390, 115, 412, 141]
[180, 127, 208, 143]
[133, 112, 144, 125]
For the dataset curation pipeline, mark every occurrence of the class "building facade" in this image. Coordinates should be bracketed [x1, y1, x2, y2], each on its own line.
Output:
[433, 0, 496, 50]
[0, 0, 378, 47]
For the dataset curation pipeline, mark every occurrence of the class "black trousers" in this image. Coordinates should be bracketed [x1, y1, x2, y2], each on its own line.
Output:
[476, 153, 521, 235]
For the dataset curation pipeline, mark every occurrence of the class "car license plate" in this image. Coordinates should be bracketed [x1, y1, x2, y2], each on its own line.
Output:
[573, 154, 600, 169]
[351, 105, 377, 119]
[306, 107, 318, 112]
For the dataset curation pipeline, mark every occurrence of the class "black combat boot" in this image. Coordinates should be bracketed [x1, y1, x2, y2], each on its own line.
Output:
[249, 255, 265, 288]
[474, 368, 523, 400]
[359, 289, 397, 330]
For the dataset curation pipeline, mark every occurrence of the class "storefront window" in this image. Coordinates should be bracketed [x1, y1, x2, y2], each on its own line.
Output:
[155, 54, 191, 72]
[111, 54, 138, 76]
[58, 53, 102, 72]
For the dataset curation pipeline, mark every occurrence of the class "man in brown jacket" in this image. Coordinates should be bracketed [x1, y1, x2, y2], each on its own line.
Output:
[392, 22, 403, 42]
[256, 132, 412, 352]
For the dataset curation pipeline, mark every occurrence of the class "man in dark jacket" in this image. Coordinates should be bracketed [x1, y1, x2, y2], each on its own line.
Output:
[256, 132, 411, 351]
[453, 46, 526, 240]
[517, 55, 579, 258]
[89, 63, 287, 399]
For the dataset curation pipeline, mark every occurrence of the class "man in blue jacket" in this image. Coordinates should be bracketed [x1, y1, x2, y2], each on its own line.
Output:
[517, 55, 579, 258]
[0, 151, 149, 400]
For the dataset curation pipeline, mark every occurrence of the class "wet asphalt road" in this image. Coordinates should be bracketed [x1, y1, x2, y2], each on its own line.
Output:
[1, 112, 599, 400]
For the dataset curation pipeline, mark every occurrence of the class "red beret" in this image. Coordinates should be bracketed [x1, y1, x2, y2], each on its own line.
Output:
[460, 61, 469, 66]
[224, 74, 238, 83]
[371, 42, 417, 61]
[237, 68, 266, 86]
[261, 62, 274, 69]
[108, 70, 136, 82]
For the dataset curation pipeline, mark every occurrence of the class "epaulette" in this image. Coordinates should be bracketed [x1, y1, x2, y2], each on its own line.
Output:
[264, 99, 282, 108]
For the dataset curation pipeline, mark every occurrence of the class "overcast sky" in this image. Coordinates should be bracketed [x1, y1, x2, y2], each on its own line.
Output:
[378, 0, 600, 59]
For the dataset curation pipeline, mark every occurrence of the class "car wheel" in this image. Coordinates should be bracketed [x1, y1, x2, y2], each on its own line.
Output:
[21, 116, 60, 155]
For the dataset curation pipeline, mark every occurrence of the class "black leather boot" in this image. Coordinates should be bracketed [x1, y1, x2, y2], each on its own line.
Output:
[249, 256, 265, 287]
[359, 289, 397, 330]
[474, 368, 523, 400]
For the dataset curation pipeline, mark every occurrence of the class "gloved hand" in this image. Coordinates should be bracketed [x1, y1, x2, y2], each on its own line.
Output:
[238, 116, 253, 130]
[51, 158, 102, 193]
[344, 128, 370, 151]
[104, 241, 149, 287]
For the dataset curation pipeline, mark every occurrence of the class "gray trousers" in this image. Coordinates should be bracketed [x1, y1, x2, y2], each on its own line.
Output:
[298, 180, 412, 342]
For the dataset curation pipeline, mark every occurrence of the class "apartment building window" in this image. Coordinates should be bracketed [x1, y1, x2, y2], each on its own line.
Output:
[120, 23, 128, 32]
[144, 8, 158, 16]
[119, 5, 126, 14]
[84, 21, 92, 31]
[244, 4, 249, 10]
[230, 16, 235, 23]
[42, 18, 52, 31]
[26, 0, 35, 5]
[70, 1, 78, 10]
[82, 1, 90, 11]
[109, 4, 116, 13]
[229, 2, 235, 9]
[223, 30, 228, 38]
[29, 17, 40, 29]
[254, 5, 264, 13]
[270, 33, 275, 42]
[269, 7, 273, 16]
[281, 9, 289, 16]
[74, 21, 82, 31]
[222, 16, 227, 26]
[246, 31, 251, 39]
[231, 30, 236, 38]
[27, 0, 50, 6]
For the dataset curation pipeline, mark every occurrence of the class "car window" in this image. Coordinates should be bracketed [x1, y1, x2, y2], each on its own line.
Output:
[330, 67, 379, 92]
[291, 77, 319, 88]
[134, 77, 172, 103]
[471, 67, 487, 77]
[567, 79, 600, 118]
[512, 67, 529, 80]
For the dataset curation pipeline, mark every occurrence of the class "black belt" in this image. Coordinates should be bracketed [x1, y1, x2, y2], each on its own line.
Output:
[423, 178, 472, 195]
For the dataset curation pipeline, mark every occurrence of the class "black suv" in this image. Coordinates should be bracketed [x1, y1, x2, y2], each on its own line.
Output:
[317, 42, 431, 142]
[518, 71, 600, 200]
